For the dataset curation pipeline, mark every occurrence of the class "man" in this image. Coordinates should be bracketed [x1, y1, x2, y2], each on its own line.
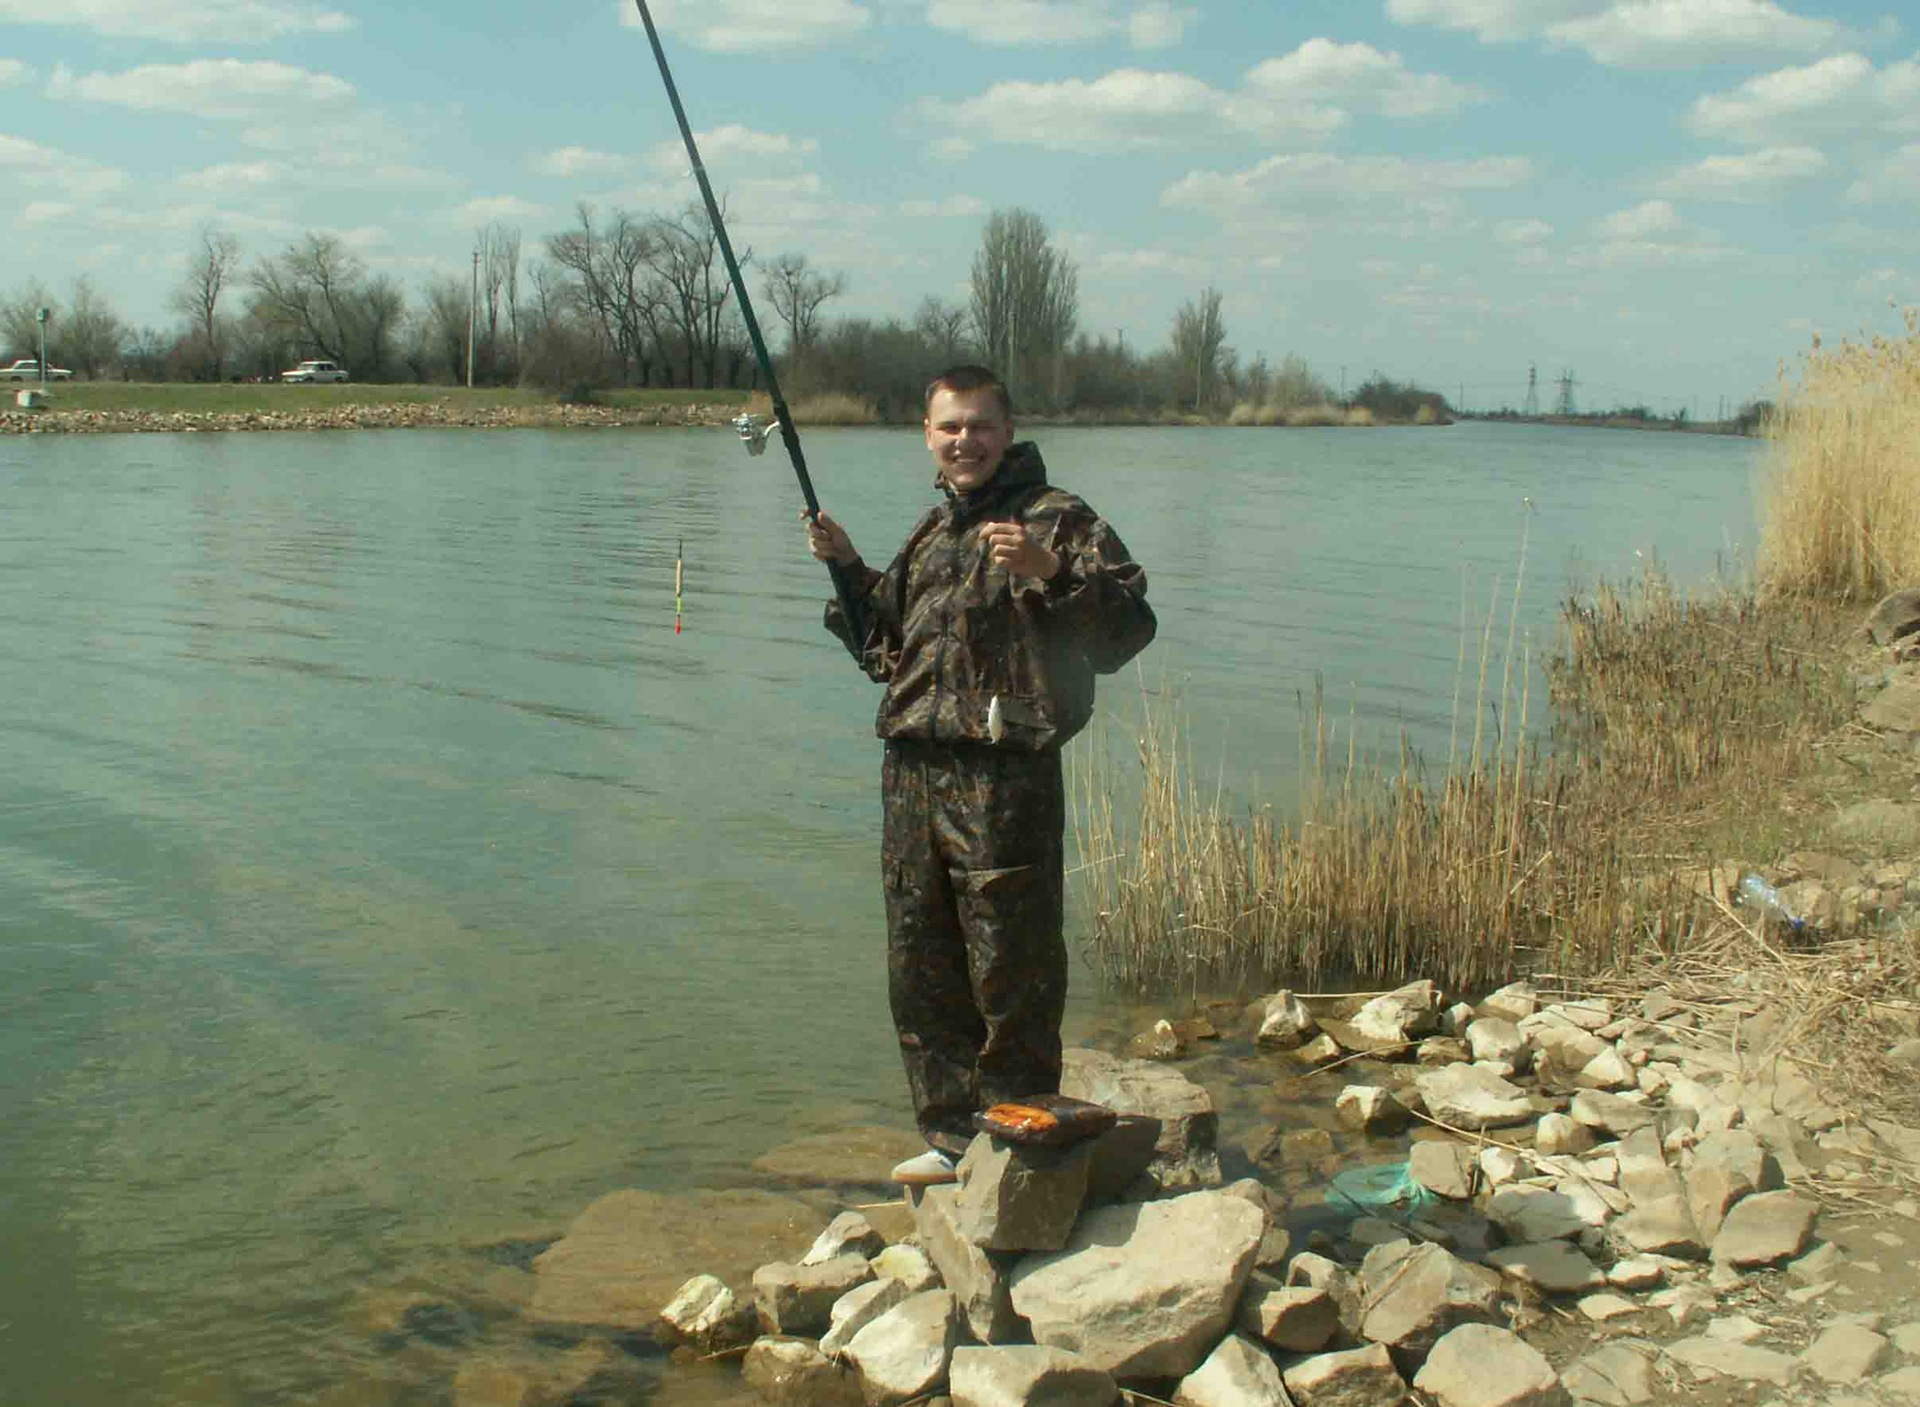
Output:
[803, 365, 1156, 1185]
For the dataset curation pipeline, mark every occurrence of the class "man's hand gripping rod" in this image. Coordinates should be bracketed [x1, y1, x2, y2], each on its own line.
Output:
[631, 0, 867, 644]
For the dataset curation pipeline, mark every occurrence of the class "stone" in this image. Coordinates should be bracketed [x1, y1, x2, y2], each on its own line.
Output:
[1576, 1049, 1637, 1093]
[1442, 1002, 1478, 1036]
[1487, 1187, 1587, 1243]
[1467, 1019, 1526, 1066]
[1865, 587, 1920, 645]
[754, 1127, 934, 1188]
[872, 1244, 940, 1294]
[1546, 1000, 1613, 1031]
[529, 1189, 822, 1334]
[1351, 981, 1445, 1043]
[1612, 1127, 1680, 1204]
[1129, 1019, 1185, 1060]
[1410, 1141, 1477, 1200]
[1605, 1257, 1664, 1291]
[804, 1212, 889, 1267]
[1477, 1147, 1530, 1188]
[1350, 1218, 1408, 1250]
[1414, 1323, 1568, 1407]
[1686, 1131, 1773, 1243]
[1534, 1115, 1592, 1157]
[1613, 1197, 1706, 1260]
[1337, 1086, 1409, 1134]
[948, 1345, 1116, 1407]
[453, 1342, 642, 1407]
[1712, 1191, 1816, 1268]
[1009, 1189, 1266, 1380]
[1082, 1115, 1163, 1202]
[912, 1186, 1021, 1344]
[1578, 1294, 1639, 1322]
[843, 1290, 957, 1407]
[1256, 1126, 1336, 1167]
[1485, 1241, 1605, 1294]
[1282, 1343, 1407, 1407]
[1569, 1092, 1654, 1137]
[1237, 1282, 1339, 1353]
[1884, 1367, 1920, 1402]
[1803, 1325, 1892, 1384]
[743, 1336, 865, 1407]
[1704, 1314, 1766, 1344]
[1889, 1320, 1920, 1354]
[952, 1137, 1091, 1253]
[658, 1274, 756, 1354]
[1415, 1065, 1536, 1130]
[1287, 1252, 1366, 1341]
[1562, 1345, 1655, 1407]
[1175, 1334, 1290, 1407]
[1663, 1337, 1798, 1385]
[1257, 990, 1319, 1049]
[755, 1256, 877, 1338]
[820, 1278, 915, 1359]
[1419, 1038, 1473, 1066]
[1480, 983, 1539, 1023]
[1357, 1241, 1503, 1366]
[1297, 1033, 1344, 1067]
[1889, 1039, 1920, 1069]
[1063, 1048, 1222, 1193]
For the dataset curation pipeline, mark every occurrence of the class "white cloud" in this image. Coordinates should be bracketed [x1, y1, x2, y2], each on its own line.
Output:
[1163, 152, 1533, 221]
[1390, 0, 1847, 68]
[1847, 142, 1920, 202]
[530, 147, 631, 179]
[1690, 53, 1920, 142]
[1494, 216, 1554, 243]
[0, 133, 129, 197]
[620, 0, 872, 53]
[49, 60, 355, 120]
[178, 160, 289, 194]
[1583, 199, 1733, 262]
[457, 196, 548, 224]
[900, 195, 989, 217]
[924, 41, 1482, 152]
[1651, 144, 1826, 198]
[1548, 0, 1844, 68]
[0, 59, 31, 85]
[648, 125, 820, 174]
[22, 201, 76, 224]
[0, 0, 353, 41]
[1242, 39, 1486, 120]
[925, 0, 1194, 49]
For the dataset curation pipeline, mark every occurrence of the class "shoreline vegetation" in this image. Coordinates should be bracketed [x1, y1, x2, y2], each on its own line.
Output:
[1075, 313, 1920, 1137]
[2, 380, 1767, 437]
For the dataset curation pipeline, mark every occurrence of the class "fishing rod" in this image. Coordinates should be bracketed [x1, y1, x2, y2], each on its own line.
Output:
[630, 0, 866, 644]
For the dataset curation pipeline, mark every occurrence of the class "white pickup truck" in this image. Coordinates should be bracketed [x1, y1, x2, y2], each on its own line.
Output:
[1, 359, 73, 380]
[281, 360, 349, 383]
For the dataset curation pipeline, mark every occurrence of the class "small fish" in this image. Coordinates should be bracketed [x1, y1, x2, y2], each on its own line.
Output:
[988, 694, 1005, 743]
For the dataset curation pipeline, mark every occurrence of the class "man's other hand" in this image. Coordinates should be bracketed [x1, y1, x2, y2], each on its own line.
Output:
[803, 510, 858, 565]
[981, 520, 1061, 581]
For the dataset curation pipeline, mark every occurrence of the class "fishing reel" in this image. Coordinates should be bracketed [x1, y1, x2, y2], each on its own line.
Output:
[731, 413, 773, 457]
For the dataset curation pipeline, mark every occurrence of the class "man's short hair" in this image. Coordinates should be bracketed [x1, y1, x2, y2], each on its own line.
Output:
[925, 365, 1013, 421]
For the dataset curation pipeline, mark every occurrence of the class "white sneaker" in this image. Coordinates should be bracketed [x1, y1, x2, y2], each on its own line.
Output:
[890, 1147, 960, 1187]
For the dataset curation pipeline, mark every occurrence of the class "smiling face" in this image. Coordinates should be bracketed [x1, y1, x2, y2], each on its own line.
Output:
[925, 387, 1014, 493]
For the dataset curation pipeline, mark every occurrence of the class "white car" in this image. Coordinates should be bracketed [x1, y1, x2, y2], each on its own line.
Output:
[0, 358, 72, 380]
[281, 360, 349, 383]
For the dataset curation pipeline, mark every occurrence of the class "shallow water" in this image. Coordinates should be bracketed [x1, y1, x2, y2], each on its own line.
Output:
[0, 422, 1760, 1402]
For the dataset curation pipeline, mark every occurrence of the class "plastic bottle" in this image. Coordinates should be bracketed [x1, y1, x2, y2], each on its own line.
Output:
[1738, 873, 1806, 932]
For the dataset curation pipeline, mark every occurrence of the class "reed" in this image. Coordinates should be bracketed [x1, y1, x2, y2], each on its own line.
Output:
[1073, 575, 1853, 995]
[1760, 310, 1920, 601]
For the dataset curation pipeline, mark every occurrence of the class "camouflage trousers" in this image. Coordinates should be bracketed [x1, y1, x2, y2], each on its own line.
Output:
[881, 739, 1067, 1157]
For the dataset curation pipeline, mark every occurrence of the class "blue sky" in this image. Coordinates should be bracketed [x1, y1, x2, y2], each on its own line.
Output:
[1, 0, 1914, 412]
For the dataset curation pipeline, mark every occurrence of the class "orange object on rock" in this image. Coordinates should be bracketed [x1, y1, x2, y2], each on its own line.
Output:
[972, 1093, 1117, 1147]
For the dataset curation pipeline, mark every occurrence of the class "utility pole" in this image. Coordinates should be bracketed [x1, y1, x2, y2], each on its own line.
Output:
[36, 306, 49, 392]
[1523, 364, 1539, 418]
[466, 248, 479, 390]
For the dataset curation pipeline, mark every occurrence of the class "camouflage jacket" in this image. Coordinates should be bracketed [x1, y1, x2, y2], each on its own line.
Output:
[825, 442, 1155, 751]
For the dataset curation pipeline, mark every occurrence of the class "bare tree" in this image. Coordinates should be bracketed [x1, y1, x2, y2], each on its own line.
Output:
[914, 296, 971, 364]
[475, 222, 523, 381]
[246, 234, 405, 379]
[1169, 287, 1228, 412]
[647, 203, 741, 388]
[169, 225, 241, 380]
[968, 208, 1078, 408]
[762, 252, 845, 358]
[547, 204, 666, 385]
[63, 278, 127, 378]
[0, 280, 55, 362]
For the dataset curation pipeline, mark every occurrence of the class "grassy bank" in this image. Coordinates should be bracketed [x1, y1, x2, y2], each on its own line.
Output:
[1075, 315, 1920, 1009]
[5, 381, 738, 414]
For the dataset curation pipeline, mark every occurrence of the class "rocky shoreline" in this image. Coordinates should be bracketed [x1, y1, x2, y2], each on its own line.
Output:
[356, 966, 1920, 1407]
[0, 400, 749, 435]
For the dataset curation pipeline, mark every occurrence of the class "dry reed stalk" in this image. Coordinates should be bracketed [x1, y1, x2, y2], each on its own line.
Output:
[1072, 575, 1852, 999]
[1761, 309, 1920, 601]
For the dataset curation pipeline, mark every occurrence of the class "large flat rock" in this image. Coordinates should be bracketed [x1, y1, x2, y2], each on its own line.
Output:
[752, 1126, 932, 1187]
[1010, 1189, 1265, 1379]
[530, 1189, 822, 1334]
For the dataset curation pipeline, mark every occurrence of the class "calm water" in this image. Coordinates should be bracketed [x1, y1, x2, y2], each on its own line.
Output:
[0, 422, 1760, 1402]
